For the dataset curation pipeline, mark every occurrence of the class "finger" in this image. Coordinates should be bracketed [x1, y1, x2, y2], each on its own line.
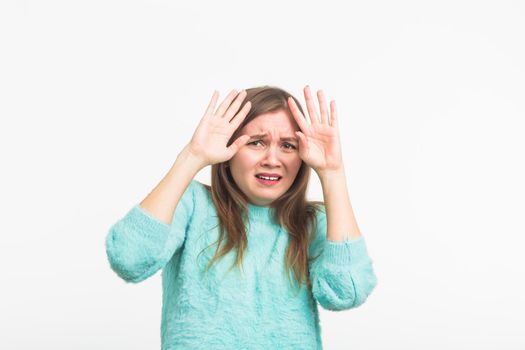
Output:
[203, 90, 219, 119]
[330, 100, 338, 128]
[214, 89, 239, 117]
[288, 97, 310, 135]
[229, 101, 251, 129]
[295, 131, 309, 156]
[223, 90, 247, 120]
[304, 85, 320, 125]
[317, 89, 329, 124]
[226, 134, 250, 158]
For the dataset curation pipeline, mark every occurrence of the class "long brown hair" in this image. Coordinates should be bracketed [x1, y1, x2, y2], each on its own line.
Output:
[199, 85, 324, 291]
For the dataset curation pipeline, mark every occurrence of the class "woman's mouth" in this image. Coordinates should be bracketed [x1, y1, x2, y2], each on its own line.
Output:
[255, 174, 282, 186]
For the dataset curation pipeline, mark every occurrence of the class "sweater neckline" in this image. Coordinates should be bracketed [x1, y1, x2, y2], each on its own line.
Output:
[247, 203, 274, 222]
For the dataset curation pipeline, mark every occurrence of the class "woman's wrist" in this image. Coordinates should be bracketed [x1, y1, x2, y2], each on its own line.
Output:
[176, 144, 208, 172]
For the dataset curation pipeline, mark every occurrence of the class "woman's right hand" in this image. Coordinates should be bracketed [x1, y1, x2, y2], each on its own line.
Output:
[186, 89, 252, 166]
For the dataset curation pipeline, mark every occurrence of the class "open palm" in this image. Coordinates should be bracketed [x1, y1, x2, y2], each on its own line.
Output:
[188, 90, 252, 166]
[288, 86, 343, 174]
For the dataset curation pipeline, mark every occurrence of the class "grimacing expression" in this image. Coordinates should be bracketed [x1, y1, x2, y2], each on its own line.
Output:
[228, 109, 303, 206]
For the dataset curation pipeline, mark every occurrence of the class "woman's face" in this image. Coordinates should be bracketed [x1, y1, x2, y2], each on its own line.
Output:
[229, 109, 302, 206]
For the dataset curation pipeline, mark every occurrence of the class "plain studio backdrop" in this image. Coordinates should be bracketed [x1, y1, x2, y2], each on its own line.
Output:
[1, 0, 524, 349]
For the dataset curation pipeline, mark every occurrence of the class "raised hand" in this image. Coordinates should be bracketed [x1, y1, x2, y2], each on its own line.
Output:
[187, 89, 251, 166]
[288, 86, 343, 175]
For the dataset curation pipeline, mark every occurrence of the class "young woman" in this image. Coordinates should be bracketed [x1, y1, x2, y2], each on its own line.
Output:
[105, 85, 378, 349]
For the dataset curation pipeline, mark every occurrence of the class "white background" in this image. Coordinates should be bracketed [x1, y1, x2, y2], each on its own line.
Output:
[1, 0, 524, 349]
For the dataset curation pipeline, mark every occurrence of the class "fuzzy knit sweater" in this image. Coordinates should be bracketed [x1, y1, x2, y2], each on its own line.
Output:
[105, 180, 377, 350]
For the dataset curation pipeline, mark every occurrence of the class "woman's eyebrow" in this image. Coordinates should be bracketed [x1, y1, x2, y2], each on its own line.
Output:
[248, 133, 298, 142]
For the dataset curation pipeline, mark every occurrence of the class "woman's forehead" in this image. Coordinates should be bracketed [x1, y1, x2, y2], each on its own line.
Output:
[242, 110, 300, 135]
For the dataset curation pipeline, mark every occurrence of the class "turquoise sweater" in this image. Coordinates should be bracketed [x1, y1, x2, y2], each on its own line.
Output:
[105, 180, 377, 349]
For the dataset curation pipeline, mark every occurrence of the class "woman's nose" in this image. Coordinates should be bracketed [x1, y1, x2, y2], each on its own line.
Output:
[261, 145, 281, 166]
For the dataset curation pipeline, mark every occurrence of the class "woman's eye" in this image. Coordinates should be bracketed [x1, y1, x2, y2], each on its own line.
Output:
[248, 141, 296, 150]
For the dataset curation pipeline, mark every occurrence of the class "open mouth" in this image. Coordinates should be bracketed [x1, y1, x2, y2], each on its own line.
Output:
[255, 174, 282, 185]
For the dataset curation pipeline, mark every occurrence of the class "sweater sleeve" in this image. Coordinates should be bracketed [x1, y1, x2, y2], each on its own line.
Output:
[308, 206, 378, 311]
[105, 180, 198, 283]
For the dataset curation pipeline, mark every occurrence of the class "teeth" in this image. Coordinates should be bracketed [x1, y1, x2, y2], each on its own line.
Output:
[257, 175, 280, 181]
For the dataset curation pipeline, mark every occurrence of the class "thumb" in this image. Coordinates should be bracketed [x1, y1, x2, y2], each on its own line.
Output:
[295, 131, 309, 159]
[226, 135, 250, 158]
[295, 131, 307, 149]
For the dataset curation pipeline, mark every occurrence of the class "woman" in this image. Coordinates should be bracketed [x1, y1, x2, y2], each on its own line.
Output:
[105, 85, 378, 349]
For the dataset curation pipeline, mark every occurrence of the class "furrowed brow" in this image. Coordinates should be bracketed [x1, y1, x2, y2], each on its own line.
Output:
[248, 133, 298, 142]
[248, 133, 268, 139]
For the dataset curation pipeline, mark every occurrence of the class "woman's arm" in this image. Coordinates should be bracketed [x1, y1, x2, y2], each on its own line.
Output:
[104, 146, 204, 283]
[106, 89, 252, 283]
[139, 144, 206, 225]
[307, 198, 377, 311]
[288, 86, 377, 309]
[318, 165, 361, 242]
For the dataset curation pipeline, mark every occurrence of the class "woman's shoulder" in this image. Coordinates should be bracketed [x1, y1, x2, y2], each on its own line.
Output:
[187, 179, 213, 204]
[189, 180, 212, 195]
[194, 180, 211, 192]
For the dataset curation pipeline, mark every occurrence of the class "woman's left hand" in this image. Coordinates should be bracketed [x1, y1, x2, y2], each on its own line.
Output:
[288, 86, 344, 175]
